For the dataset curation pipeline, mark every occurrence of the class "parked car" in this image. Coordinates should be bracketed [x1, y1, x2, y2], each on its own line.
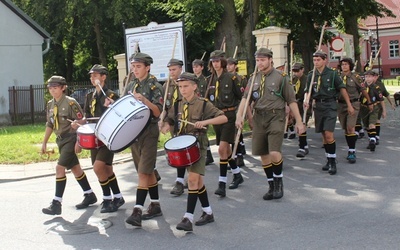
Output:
[70, 88, 92, 108]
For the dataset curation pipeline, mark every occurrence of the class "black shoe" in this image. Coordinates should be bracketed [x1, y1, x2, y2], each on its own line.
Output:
[236, 156, 245, 167]
[375, 138, 379, 145]
[113, 197, 125, 208]
[273, 177, 284, 199]
[296, 149, 306, 158]
[322, 160, 330, 171]
[176, 217, 193, 231]
[214, 182, 226, 197]
[288, 133, 296, 139]
[126, 207, 142, 227]
[100, 199, 117, 213]
[263, 181, 274, 200]
[170, 181, 184, 196]
[347, 152, 356, 164]
[369, 140, 376, 152]
[75, 192, 97, 209]
[154, 169, 161, 182]
[195, 212, 214, 226]
[142, 202, 163, 220]
[328, 158, 337, 175]
[359, 132, 365, 139]
[228, 173, 244, 189]
[206, 150, 214, 165]
[283, 133, 288, 139]
[42, 200, 61, 215]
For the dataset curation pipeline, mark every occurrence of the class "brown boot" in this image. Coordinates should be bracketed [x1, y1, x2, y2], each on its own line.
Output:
[142, 202, 162, 220]
[126, 207, 142, 227]
[176, 217, 193, 231]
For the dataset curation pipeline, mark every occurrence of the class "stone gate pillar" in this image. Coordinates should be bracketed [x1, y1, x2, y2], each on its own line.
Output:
[252, 26, 291, 68]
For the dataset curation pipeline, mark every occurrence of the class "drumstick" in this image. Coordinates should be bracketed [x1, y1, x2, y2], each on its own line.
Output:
[179, 119, 207, 130]
[86, 117, 100, 121]
[95, 79, 107, 97]
[67, 119, 82, 127]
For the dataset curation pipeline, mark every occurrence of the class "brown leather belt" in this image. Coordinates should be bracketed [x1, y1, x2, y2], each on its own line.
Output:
[338, 98, 359, 104]
[220, 107, 236, 112]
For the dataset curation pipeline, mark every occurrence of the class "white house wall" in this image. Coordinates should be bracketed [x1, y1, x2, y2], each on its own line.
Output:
[0, 1, 45, 123]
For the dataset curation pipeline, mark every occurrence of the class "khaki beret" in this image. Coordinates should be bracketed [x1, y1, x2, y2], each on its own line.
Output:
[313, 51, 327, 59]
[192, 59, 204, 66]
[177, 72, 199, 84]
[167, 58, 184, 67]
[364, 69, 378, 76]
[254, 48, 273, 58]
[88, 64, 108, 75]
[227, 57, 238, 65]
[47, 75, 67, 87]
[130, 52, 153, 65]
[210, 50, 226, 61]
[292, 62, 304, 70]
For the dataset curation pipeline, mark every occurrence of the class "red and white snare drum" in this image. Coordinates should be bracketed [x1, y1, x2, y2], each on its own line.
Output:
[77, 123, 104, 149]
[164, 135, 201, 168]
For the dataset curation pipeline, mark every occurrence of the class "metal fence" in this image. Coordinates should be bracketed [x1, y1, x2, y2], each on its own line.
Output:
[8, 80, 119, 125]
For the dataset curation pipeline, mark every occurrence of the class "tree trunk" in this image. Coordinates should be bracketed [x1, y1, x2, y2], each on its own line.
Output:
[343, 15, 362, 72]
[94, 20, 107, 66]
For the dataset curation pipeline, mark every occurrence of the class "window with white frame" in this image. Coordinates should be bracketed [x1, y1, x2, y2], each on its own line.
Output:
[389, 40, 399, 58]
[390, 68, 400, 75]
[371, 43, 378, 58]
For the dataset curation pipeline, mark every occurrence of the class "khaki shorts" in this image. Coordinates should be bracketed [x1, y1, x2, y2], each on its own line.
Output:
[56, 134, 79, 170]
[186, 135, 207, 175]
[130, 122, 159, 174]
[252, 109, 285, 155]
[338, 102, 360, 130]
[360, 104, 379, 127]
[90, 146, 114, 165]
[314, 102, 338, 133]
[213, 110, 236, 145]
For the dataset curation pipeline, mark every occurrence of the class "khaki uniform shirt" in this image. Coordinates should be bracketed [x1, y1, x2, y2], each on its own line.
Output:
[46, 94, 84, 136]
[196, 74, 208, 98]
[244, 68, 296, 110]
[124, 74, 164, 123]
[163, 78, 181, 110]
[292, 74, 307, 101]
[84, 87, 119, 119]
[207, 71, 242, 109]
[338, 72, 364, 101]
[305, 66, 345, 100]
[165, 95, 224, 136]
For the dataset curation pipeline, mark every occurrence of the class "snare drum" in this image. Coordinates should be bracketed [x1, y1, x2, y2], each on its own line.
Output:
[164, 135, 201, 168]
[95, 94, 150, 152]
[77, 123, 104, 149]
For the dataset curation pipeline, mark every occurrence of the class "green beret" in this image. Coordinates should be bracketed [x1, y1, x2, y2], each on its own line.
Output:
[227, 57, 238, 65]
[47, 75, 67, 87]
[192, 59, 204, 66]
[313, 51, 327, 59]
[177, 72, 199, 84]
[254, 48, 273, 58]
[88, 64, 108, 75]
[210, 50, 226, 61]
[167, 58, 184, 67]
[292, 62, 304, 70]
[364, 69, 378, 76]
[130, 52, 153, 65]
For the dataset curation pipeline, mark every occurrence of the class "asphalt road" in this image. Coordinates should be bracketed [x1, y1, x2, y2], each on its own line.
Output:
[1, 108, 400, 250]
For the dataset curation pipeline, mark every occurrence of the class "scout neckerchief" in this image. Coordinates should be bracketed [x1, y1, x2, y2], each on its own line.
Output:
[90, 94, 96, 117]
[53, 104, 59, 130]
[260, 74, 265, 97]
[343, 75, 347, 85]
[317, 75, 322, 92]
[173, 86, 179, 104]
[215, 80, 220, 100]
[295, 78, 301, 94]
[179, 102, 188, 134]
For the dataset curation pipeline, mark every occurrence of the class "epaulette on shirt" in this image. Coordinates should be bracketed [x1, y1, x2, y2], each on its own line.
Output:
[281, 72, 287, 77]
[67, 97, 83, 119]
[232, 75, 237, 80]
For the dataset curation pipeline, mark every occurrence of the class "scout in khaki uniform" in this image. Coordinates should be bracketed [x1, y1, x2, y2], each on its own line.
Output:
[124, 52, 165, 228]
[42, 76, 97, 215]
[161, 72, 228, 232]
[360, 70, 386, 151]
[304, 51, 354, 175]
[76, 64, 125, 213]
[291, 62, 312, 158]
[192, 58, 214, 165]
[337, 58, 371, 163]
[371, 71, 394, 146]
[226, 57, 247, 167]
[236, 48, 304, 200]
[162, 58, 187, 197]
[207, 50, 244, 197]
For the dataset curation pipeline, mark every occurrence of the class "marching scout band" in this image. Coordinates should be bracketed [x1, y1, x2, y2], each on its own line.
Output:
[42, 44, 393, 232]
